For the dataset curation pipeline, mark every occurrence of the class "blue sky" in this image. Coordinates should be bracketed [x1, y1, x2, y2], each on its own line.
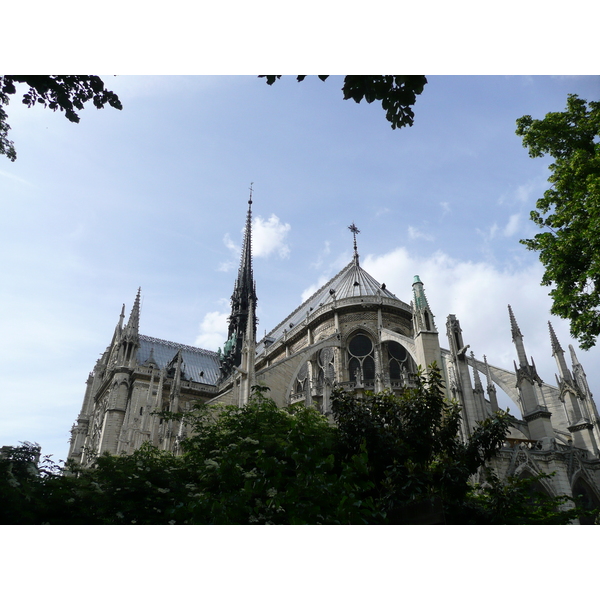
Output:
[1, 75, 600, 465]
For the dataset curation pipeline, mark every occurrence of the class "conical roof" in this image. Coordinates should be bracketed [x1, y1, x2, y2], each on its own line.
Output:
[259, 258, 403, 347]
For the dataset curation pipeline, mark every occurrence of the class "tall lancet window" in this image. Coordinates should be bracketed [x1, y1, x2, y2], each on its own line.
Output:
[387, 341, 408, 380]
[317, 347, 336, 390]
[348, 334, 375, 383]
[295, 361, 309, 395]
[424, 311, 431, 331]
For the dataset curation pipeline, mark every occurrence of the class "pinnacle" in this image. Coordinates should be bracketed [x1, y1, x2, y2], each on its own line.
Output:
[548, 321, 563, 356]
[483, 355, 496, 390]
[123, 288, 141, 340]
[569, 344, 581, 366]
[471, 351, 484, 391]
[508, 304, 522, 339]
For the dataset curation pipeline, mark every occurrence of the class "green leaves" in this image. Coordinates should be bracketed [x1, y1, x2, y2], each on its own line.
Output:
[331, 367, 513, 523]
[517, 94, 600, 348]
[3, 370, 590, 524]
[0, 76, 123, 161]
[259, 75, 427, 129]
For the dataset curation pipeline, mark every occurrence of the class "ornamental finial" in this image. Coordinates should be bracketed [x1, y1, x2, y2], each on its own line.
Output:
[348, 222, 360, 263]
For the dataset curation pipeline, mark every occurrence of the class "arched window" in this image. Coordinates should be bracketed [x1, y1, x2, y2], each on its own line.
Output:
[295, 361, 309, 395]
[387, 341, 408, 380]
[384, 340, 417, 389]
[517, 469, 551, 498]
[317, 347, 335, 390]
[348, 334, 375, 383]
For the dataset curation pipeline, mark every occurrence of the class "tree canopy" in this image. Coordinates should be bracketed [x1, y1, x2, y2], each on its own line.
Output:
[2, 368, 592, 525]
[260, 75, 428, 130]
[516, 94, 600, 349]
[0, 75, 122, 161]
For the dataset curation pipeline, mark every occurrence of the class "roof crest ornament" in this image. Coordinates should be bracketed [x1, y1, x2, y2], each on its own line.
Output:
[348, 222, 360, 264]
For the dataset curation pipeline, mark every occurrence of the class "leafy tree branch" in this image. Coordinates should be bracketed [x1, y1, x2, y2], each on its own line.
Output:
[0, 75, 122, 161]
[516, 94, 600, 349]
[260, 75, 428, 130]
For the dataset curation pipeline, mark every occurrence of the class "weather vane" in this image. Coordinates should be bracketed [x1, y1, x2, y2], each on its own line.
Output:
[348, 222, 360, 260]
[248, 182, 254, 204]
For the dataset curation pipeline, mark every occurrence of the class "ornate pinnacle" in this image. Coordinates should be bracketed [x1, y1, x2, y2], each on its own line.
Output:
[508, 304, 522, 340]
[548, 321, 563, 356]
[483, 355, 494, 389]
[124, 288, 141, 340]
[569, 344, 581, 367]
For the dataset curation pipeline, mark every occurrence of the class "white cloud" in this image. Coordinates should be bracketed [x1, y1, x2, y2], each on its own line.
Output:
[375, 207, 391, 217]
[477, 223, 499, 241]
[218, 260, 236, 272]
[301, 275, 329, 303]
[0, 169, 35, 186]
[253, 214, 291, 259]
[503, 213, 521, 237]
[223, 233, 239, 254]
[408, 226, 434, 242]
[195, 311, 229, 351]
[499, 177, 546, 206]
[311, 241, 331, 269]
[440, 201, 451, 215]
[515, 181, 537, 204]
[362, 246, 588, 412]
[222, 214, 291, 262]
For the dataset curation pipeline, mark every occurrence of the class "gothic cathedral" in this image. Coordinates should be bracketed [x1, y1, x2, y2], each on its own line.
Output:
[68, 197, 600, 515]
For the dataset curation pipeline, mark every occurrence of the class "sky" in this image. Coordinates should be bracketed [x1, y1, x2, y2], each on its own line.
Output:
[1, 74, 600, 467]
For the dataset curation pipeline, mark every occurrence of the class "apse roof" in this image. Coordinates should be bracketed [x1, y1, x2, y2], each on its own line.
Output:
[137, 335, 220, 385]
[260, 258, 402, 345]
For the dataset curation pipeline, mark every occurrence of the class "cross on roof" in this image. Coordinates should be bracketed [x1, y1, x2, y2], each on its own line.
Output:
[348, 222, 360, 261]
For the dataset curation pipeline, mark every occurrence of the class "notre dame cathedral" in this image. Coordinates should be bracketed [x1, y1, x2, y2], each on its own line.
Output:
[68, 196, 600, 518]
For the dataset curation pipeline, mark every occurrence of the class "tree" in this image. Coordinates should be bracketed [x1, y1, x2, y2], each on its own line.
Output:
[2, 371, 595, 524]
[0, 76, 122, 161]
[260, 75, 428, 130]
[466, 469, 587, 525]
[516, 94, 600, 349]
[331, 367, 513, 523]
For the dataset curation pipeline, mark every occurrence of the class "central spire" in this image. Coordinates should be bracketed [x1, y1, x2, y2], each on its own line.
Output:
[235, 185, 254, 300]
[221, 186, 258, 380]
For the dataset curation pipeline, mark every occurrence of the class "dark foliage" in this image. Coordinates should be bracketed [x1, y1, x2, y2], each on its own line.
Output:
[0, 75, 122, 161]
[2, 370, 596, 524]
[260, 75, 428, 130]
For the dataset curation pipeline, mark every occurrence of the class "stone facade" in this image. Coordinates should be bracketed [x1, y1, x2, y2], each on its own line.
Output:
[68, 202, 600, 517]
